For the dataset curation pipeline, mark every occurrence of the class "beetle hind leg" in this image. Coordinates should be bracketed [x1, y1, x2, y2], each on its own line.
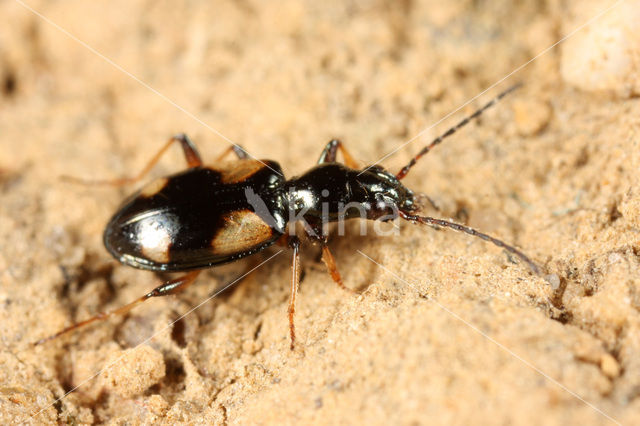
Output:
[61, 133, 203, 187]
[33, 270, 201, 346]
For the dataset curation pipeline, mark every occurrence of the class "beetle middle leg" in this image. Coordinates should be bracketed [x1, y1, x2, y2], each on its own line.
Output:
[317, 139, 359, 169]
[215, 144, 249, 161]
[61, 133, 203, 186]
[34, 270, 201, 346]
[304, 224, 353, 293]
[286, 236, 301, 350]
[321, 244, 354, 293]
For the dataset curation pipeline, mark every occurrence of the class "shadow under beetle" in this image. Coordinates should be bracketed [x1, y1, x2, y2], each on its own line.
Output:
[37, 84, 541, 349]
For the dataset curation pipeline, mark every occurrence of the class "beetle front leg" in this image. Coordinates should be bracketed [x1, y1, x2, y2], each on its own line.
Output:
[34, 270, 201, 346]
[317, 139, 359, 169]
[61, 133, 203, 186]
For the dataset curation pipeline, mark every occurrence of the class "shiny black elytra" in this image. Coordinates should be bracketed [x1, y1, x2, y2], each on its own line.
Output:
[37, 85, 540, 349]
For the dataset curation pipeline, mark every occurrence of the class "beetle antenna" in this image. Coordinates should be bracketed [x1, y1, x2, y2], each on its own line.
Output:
[396, 83, 522, 180]
[399, 210, 541, 275]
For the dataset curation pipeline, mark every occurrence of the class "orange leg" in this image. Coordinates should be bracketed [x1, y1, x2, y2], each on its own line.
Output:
[287, 236, 301, 350]
[317, 139, 359, 169]
[34, 271, 201, 346]
[321, 244, 354, 293]
[215, 144, 248, 162]
[61, 133, 203, 187]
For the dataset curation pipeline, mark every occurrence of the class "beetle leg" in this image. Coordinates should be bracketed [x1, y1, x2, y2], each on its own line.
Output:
[321, 244, 354, 293]
[287, 236, 301, 350]
[215, 144, 249, 161]
[303, 224, 352, 292]
[33, 270, 201, 346]
[317, 139, 359, 169]
[61, 133, 203, 186]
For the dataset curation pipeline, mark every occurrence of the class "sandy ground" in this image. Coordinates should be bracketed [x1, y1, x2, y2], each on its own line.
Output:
[1, 0, 639, 424]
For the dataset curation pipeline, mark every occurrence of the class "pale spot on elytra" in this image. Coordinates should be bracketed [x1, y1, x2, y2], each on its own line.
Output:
[210, 160, 264, 184]
[137, 214, 175, 263]
[140, 177, 169, 197]
[211, 209, 273, 255]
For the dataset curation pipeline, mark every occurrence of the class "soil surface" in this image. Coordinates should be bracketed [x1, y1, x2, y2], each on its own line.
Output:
[1, 0, 639, 424]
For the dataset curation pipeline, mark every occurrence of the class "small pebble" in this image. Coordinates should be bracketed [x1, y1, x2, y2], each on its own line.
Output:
[513, 99, 551, 136]
[620, 191, 640, 229]
[560, 1, 640, 98]
[545, 273, 561, 290]
[600, 353, 621, 379]
[145, 394, 169, 416]
[103, 345, 166, 398]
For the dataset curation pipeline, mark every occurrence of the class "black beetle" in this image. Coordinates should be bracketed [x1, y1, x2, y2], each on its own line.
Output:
[37, 85, 540, 349]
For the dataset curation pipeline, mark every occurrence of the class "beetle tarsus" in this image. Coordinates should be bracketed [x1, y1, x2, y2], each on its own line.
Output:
[34, 271, 201, 345]
[59, 133, 203, 186]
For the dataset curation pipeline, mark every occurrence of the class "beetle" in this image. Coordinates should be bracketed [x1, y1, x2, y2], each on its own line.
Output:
[37, 85, 541, 349]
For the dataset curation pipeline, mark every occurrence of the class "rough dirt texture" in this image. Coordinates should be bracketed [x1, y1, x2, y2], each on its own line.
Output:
[1, 0, 639, 424]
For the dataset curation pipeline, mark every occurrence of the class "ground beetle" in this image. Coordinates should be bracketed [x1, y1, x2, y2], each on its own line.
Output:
[37, 85, 541, 349]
